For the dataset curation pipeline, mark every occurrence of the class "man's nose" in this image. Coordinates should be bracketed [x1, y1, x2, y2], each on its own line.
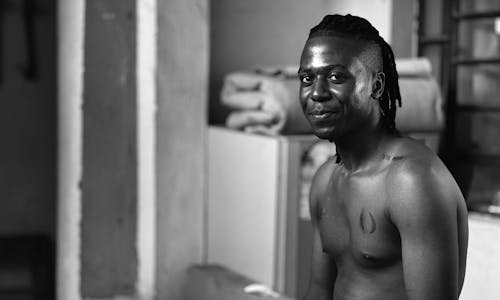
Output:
[311, 79, 331, 102]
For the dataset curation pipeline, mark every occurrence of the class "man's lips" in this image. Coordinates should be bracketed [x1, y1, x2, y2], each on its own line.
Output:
[308, 110, 339, 121]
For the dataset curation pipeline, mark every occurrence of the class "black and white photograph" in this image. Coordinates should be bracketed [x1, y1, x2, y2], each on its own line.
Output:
[1, 0, 499, 299]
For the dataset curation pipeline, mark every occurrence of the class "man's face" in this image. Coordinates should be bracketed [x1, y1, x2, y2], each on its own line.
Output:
[298, 35, 382, 141]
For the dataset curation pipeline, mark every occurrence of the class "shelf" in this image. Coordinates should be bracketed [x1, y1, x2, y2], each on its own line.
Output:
[419, 35, 450, 46]
[468, 204, 500, 217]
[453, 58, 500, 66]
[0, 287, 33, 295]
[453, 10, 500, 20]
[454, 105, 500, 113]
[457, 153, 500, 165]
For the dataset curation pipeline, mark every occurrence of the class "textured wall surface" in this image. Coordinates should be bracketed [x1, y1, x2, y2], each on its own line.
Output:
[391, 0, 416, 58]
[156, 0, 208, 299]
[81, 0, 138, 297]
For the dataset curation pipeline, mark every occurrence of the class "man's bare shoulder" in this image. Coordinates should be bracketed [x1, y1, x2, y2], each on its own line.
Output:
[385, 136, 452, 180]
[385, 136, 440, 163]
[384, 137, 463, 220]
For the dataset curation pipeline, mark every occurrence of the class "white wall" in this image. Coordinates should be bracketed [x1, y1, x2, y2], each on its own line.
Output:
[460, 213, 500, 300]
[57, 0, 84, 298]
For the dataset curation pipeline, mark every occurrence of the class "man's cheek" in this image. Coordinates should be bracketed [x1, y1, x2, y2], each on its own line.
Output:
[299, 91, 308, 110]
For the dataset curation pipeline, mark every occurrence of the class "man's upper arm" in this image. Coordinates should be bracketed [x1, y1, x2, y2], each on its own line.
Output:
[388, 161, 460, 300]
[303, 160, 336, 300]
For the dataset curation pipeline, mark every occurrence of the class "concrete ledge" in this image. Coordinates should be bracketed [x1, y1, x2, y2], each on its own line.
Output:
[183, 265, 295, 300]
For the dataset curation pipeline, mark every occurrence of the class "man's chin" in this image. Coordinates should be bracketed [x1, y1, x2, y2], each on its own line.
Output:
[312, 127, 337, 141]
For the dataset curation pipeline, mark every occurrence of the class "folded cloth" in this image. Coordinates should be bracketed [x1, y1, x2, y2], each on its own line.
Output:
[254, 65, 300, 78]
[395, 57, 433, 78]
[396, 76, 444, 131]
[221, 71, 310, 135]
[394, 57, 444, 131]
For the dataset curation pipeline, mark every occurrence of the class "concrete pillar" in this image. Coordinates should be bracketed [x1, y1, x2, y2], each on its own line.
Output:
[391, 0, 418, 58]
[57, 0, 208, 299]
[80, 0, 138, 297]
[155, 0, 209, 299]
[58, 0, 152, 298]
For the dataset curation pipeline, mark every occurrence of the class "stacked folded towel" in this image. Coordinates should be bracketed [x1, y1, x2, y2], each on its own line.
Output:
[221, 70, 310, 135]
[396, 58, 444, 132]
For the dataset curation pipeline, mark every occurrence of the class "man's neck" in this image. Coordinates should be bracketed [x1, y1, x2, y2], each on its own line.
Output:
[334, 122, 390, 173]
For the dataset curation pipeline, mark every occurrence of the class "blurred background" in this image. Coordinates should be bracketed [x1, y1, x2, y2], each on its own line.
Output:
[0, 0, 499, 299]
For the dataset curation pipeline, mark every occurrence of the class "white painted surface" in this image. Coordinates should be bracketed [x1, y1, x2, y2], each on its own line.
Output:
[460, 213, 500, 300]
[57, 0, 84, 299]
[136, 0, 157, 299]
[326, 0, 393, 43]
[208, 127, 280, 286]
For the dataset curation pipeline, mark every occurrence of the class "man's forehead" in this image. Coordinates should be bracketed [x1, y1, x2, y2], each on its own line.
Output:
[302, 44, 340, 70]
[300, 36, 359, 69]
[300, 36, 381, 72]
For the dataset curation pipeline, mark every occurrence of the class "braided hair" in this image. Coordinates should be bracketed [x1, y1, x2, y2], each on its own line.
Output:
[308, 14, 402, 134]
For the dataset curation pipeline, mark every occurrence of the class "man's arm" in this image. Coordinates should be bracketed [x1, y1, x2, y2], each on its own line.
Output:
[388, 160, 462, 300]
[302, 162, 336, 300]
[302, 223, 336, 300]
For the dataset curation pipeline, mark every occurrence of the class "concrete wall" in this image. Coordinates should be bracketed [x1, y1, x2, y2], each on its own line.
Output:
[57, 0, 209, 298]
[156, 0, 208, 299]
[0, 0, 56, 238]
[80, 0, 138, 297]
[391, 0, 417, 58]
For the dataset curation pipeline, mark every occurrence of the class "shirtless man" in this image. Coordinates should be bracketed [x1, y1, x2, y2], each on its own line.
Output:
[298, 15, 468, 300]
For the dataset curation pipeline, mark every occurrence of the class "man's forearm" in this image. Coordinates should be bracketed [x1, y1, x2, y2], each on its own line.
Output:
[301, 282, 332, 300]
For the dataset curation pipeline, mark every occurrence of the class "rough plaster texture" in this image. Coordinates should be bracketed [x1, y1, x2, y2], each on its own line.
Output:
[0, 0, 56, 238]
[81, 0, 138, 297]
[156, 0, 208, 299]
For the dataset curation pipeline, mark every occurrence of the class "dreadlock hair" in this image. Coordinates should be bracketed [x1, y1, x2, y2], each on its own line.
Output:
[308, 14, 402, 134]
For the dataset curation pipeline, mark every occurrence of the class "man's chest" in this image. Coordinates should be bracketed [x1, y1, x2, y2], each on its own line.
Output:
[317, 173, 401, 267]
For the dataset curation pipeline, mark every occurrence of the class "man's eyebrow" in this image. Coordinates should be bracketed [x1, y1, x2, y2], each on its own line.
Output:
[298, 64, 346, 74]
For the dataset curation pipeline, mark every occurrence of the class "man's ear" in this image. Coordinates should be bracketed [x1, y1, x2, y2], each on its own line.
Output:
[371, 71, 385, 99]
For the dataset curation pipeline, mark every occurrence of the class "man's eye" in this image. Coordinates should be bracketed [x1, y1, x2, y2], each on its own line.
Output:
[328, 73, 345, 82]
[301, 76, 313, 85]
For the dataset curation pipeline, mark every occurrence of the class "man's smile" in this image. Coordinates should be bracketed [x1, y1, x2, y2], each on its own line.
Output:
[308, 110, 340, 122]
